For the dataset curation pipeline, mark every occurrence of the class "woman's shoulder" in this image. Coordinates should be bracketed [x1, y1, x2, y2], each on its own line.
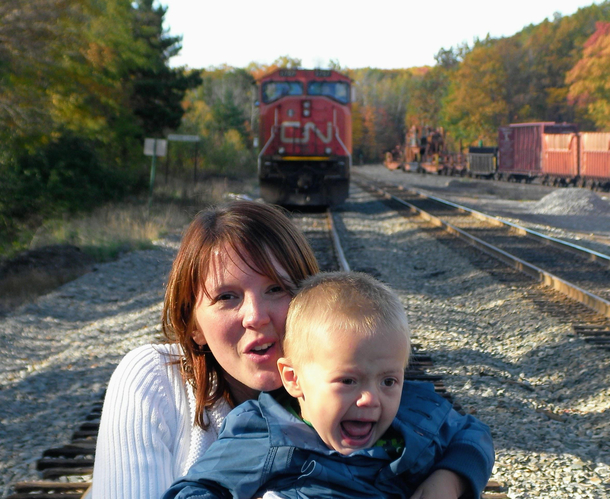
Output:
[109, 343, 183, 394]
[116, 342, 180, 368]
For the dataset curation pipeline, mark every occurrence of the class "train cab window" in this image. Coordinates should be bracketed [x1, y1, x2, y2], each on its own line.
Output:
[262, 81, 304, 103]
[307, 81, 350, 103]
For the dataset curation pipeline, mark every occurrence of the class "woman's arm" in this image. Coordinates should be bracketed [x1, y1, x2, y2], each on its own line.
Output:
[429, 409, 494, 498]
[409, 469, 466, 499]
[91, 344, 187, 499]
[400, 382, 494, 499]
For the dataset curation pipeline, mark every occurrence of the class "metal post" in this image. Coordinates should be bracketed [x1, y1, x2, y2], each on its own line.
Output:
[148, 139, 157, 212]
[193, 141, 199, 183]
[164, 141, 170, 184]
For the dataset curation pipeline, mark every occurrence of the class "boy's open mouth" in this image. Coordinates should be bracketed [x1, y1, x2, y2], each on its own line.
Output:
[340, 421, 374, 441]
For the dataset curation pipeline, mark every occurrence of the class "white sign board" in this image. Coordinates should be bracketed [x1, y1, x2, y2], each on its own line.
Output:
[144, 138, 168, 157]
[167, 134, 200, 142]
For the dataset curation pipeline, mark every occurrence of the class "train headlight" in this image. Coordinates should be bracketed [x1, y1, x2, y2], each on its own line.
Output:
[278, 147, 285, 155]
[303, 109, 310, 117]
[303, 101, 311, 108]
[325, 147, 332, 155]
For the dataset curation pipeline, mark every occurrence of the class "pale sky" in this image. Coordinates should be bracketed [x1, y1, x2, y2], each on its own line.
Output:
[161, 0, 603, 70]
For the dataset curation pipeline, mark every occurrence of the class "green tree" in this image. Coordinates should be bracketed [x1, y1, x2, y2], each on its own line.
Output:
[128, 0, 202, 138]
[443, 39, 509, 145]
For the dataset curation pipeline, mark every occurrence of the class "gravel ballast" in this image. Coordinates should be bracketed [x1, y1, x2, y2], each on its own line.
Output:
[337, 181, 610, 498]
[1, 174, 609, 498]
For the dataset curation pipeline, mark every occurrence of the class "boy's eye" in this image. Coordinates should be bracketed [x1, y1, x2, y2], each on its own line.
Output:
[382, 378, 397, 387]
[268, 285, 284, 294]
[341, 379, 356, 385]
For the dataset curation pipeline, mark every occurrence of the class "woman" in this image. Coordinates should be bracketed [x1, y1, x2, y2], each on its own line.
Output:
[91, 200, 485, 499]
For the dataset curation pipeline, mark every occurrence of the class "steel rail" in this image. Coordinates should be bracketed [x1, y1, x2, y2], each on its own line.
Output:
[326, 208, 350, 272]
[354, 174, 610, 319]
[324, 203, 508, 499]
[367, 175, 610, 268]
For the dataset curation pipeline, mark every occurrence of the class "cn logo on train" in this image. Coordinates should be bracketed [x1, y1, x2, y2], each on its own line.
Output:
[280, 122, 333, 145]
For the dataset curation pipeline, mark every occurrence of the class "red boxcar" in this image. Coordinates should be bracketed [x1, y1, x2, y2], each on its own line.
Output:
[542, 131, 579, 180]
[580, 132, 610, 188]
[498, 122, 578, 182]
[257, 68, 352, 206]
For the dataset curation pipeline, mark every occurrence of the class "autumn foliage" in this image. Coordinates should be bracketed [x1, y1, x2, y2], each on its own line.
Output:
[344, 2, 610, 158]
[567, 21, 610, 129]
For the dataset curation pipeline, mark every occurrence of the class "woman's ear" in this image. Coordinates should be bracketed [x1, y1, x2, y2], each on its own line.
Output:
[278, 357, 303, 398]
[192, 328, 207, 347]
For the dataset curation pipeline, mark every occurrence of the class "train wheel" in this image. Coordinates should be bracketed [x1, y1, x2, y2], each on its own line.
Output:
[259, 180, 284, 205]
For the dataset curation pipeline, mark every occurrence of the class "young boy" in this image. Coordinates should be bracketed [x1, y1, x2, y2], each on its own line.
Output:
[163, 272, 494, 499]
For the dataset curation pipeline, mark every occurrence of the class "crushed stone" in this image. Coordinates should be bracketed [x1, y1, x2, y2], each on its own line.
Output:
[532, 189, 610, 216]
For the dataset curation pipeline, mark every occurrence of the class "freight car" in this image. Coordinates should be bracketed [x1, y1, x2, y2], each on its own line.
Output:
[487, 124, 610, 189]
[388, 122, 610, 190]
[257, 69, 352, 206]
[579, 132, 610, 189]
[467, 147, 497, 178]
[497, 122, 579, 184]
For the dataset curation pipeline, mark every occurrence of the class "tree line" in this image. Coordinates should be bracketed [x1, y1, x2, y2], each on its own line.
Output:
[347, 1, 610, 159]
[172, 1, 610, 171]
[3, 1, 610, 252]
[0, 0, 199, 251]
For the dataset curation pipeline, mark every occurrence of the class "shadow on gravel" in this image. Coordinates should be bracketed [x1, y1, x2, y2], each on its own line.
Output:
[427, 340, 610, 465]
[0, 245, 95, 317]
[0, 364, 111, 472]
[0, 245, 176, 324]
[340, 194, 609, 464]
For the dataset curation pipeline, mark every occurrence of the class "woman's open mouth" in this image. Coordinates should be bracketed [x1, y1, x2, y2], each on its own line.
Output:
[250, 342, 274, 355]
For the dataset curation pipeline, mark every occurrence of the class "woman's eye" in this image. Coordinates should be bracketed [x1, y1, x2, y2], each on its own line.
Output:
[216, 293, 235, 302]
[341, 379, 356, 385]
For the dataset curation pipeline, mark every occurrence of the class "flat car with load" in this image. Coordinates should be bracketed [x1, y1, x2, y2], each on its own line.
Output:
[257, 69, 352, 206]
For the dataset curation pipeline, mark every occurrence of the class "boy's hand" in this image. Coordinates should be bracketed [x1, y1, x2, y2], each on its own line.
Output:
[409, 469, 466, 499]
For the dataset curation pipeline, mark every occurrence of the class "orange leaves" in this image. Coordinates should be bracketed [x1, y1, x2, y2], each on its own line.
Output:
[566, 22, 610, 129]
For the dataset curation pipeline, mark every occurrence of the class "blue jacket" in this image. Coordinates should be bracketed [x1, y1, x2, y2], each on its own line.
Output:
[163, 381, 494, 499]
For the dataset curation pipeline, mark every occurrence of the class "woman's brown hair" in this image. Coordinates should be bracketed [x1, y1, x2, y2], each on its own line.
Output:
[162, 200, 319, 428]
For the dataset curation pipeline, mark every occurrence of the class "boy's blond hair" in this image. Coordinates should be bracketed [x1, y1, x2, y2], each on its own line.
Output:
[283, 271, 410, 366]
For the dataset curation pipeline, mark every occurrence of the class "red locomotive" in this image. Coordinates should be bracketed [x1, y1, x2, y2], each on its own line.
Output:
[257, 69, 352, 206]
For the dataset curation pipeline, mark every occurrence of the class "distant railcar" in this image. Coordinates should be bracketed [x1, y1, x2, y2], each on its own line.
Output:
[467, 147, 497, 178]
[384, 121, 610, 190]
[579, 132, 610, 189]
[497, 122, 579, 182]
[257, 69, 352, 206]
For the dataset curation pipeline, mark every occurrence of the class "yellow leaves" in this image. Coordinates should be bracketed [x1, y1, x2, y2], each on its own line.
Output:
[84, 42, 116, 70]
[47, 91, 108, 137]
[224, 129, 245, 151]
[443, 43, 508, 144]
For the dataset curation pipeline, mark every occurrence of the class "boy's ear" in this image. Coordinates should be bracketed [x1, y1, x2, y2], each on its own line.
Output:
[277, 357, 303, 398]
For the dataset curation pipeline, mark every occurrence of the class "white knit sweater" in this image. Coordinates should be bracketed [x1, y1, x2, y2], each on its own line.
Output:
[91, 343, 231, 499]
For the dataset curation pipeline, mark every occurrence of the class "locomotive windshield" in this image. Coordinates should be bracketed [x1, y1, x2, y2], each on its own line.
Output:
[262, 81, 303, 103]
[307, 81, 349, 103]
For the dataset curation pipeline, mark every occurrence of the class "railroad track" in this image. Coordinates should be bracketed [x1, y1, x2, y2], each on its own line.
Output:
[297, 210, 508, 499]
[8, 208, 507, 499]
[354, 172, 610, 327]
